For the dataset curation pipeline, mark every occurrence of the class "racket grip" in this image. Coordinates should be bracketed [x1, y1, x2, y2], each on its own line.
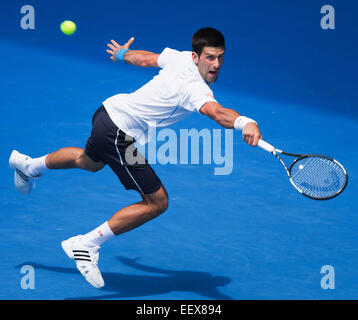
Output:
[258, 139, 275, 153]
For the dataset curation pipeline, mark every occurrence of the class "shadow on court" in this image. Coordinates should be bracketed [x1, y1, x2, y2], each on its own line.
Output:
[16, 257, 233, 300]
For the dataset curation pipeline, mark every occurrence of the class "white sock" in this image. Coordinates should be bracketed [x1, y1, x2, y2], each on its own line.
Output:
[81, 221, 115, 248]
[26, 155, 48, 177]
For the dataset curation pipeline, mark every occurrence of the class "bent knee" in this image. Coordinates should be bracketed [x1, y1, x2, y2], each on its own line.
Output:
[145, 187, 169, 215]
[157, 196, 169, 213]
[150, 195, 168, 215]
[76, 152, 105, 172]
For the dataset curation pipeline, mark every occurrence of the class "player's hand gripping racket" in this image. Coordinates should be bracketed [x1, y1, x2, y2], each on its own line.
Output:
[257, 139, 348, 200]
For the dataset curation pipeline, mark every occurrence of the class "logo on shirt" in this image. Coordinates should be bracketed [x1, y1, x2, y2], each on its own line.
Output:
[205, 93, 214, 99]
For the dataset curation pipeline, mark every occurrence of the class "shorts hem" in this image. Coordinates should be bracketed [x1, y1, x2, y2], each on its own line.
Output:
[84, 149, 102, 163]
[130, 182, 162, 195]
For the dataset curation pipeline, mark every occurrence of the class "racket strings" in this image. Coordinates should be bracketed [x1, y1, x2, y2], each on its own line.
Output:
[289, 156, 346, 199]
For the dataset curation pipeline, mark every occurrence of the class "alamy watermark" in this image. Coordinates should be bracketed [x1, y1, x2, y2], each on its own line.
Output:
[20, 265, 35, 290]
[20, 5, 35, 30]
[320, 265, 335, 290]
[321, 5, 335, 30]
[20, 4, 336, 31]
[126, 126, 234, 176]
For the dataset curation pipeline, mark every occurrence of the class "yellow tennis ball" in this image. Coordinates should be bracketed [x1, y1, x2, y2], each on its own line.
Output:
[60, 20, 77, 35]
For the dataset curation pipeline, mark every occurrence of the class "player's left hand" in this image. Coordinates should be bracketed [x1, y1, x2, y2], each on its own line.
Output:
[106, 37, 135, 62]
[243, 122, 262, 147]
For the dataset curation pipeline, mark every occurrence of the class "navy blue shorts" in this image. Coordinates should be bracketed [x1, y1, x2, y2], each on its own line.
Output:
[84, 106, 162, 195]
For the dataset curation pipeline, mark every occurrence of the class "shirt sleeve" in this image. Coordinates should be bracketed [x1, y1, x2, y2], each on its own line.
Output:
[157, 47, 181, 68]
[181, 82, 217, 113]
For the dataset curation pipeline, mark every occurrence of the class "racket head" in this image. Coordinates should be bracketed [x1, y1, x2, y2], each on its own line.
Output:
[288, 154, 348, 200]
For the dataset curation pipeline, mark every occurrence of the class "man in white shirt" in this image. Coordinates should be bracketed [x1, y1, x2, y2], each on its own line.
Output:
[9, 28, 261, 288]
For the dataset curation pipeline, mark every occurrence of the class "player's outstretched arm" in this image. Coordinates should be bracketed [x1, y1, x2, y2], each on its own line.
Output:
[200, 101, 262, 146]
[106, 38, 160, 67]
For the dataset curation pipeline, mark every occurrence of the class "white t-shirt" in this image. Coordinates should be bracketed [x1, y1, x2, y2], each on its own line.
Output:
[103, 47, 217, 144]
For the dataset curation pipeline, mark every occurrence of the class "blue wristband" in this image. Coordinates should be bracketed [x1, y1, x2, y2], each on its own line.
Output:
[115, 48, 130, 62]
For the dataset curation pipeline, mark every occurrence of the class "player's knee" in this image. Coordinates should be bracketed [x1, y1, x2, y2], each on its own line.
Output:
[76, 152, 105, 172]
[149, 193, 169, 215]
[158, 195, 169, 213]
[143, 185, 169, 216]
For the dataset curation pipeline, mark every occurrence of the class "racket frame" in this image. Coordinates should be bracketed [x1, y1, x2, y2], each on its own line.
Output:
[258, 140, 348, 200]
[288, 154, 348, 200]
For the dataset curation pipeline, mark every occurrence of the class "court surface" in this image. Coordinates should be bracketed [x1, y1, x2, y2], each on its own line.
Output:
[1, 0, 357, 299]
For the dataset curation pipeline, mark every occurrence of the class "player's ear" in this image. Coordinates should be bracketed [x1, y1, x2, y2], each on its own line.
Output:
[192, 51, 199, 65]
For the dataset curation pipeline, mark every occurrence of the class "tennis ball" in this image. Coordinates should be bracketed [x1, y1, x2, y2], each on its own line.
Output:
[60, 20, 77, 35]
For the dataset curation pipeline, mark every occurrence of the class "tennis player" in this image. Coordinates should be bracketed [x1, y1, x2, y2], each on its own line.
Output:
[9, 27, 261, 288]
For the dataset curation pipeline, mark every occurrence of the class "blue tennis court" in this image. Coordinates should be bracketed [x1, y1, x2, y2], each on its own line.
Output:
[1, 0, 357, 300]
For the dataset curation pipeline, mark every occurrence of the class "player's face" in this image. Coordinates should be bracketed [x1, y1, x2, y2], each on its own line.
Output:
[193, 46, 225, 83]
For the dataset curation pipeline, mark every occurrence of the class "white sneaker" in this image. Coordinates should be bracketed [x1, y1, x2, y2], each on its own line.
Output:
[9, 150, 34, 195]
[61, 235, 105, 288]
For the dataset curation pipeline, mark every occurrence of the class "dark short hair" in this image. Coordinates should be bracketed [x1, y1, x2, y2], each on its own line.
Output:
[192, 27, 225, 56]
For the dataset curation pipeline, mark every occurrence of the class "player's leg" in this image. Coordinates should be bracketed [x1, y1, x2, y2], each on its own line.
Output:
[107, 184, 169, 235]
[64, 184, 169, 288]
[10, 106, 106, 194]
[34, 105, 107, 173]
[61, 184, 168, 289]
[45, 147, 105, 172]
[12, 147, 105, 177]
[61, 106, 168, 289]
[78, 107, 168, 239]
[77, 184, 168, 248]
[9, 147, 105, 195]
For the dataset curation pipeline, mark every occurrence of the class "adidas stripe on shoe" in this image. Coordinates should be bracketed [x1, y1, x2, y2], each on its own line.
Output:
[61, 235, 105, 288]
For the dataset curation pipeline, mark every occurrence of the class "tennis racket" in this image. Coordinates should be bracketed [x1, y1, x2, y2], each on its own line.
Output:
[257, 139, 348, 200]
